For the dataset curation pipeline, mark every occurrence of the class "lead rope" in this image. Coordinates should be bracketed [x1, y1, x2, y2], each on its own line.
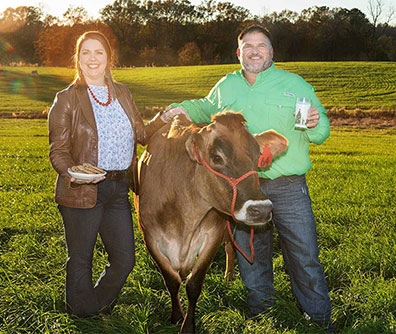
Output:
[226, 220, 254, 263]
[192, 146, 261, 264]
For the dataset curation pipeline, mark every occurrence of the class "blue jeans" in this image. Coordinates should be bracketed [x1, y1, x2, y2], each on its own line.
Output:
[233, 174, 331, 326]
[58, 177, 135, 317]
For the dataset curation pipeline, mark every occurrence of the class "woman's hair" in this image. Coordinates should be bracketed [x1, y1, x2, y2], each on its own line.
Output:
[72, 31, 117, 97]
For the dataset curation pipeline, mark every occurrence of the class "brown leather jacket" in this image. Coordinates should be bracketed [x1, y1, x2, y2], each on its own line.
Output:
[48, 81, 164, 208]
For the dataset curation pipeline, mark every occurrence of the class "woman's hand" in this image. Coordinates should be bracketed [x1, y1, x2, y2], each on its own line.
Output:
[69, 163, 106, 184]
[71, 175, 106, 184]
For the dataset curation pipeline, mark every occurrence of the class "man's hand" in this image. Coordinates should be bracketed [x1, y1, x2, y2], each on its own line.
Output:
[306, 106, 320, 128]
[161, 107, 192, 123]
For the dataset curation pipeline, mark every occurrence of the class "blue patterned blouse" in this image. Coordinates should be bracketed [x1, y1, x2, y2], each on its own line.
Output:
[88, 85, 134, 171]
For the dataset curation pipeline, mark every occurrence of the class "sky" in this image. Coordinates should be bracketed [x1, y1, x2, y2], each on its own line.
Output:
[0, 0, 395, 24]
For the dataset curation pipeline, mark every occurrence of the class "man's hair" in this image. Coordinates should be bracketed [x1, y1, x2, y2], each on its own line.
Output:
[237, 25, 272, 46]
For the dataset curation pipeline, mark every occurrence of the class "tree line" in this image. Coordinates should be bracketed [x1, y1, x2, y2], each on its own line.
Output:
[0, 0, 395, 67]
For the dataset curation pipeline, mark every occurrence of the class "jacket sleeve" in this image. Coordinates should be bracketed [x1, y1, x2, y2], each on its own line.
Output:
[48, 90, 74, 185]
[122, 86, 166, 145]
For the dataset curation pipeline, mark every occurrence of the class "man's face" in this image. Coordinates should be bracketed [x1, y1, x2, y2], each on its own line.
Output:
[237, 32, 273, 74]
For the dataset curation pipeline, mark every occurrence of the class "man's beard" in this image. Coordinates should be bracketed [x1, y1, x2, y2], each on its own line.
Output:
[242, 54, 272, 74]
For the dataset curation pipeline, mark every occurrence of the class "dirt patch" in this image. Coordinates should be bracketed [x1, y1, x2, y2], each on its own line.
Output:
[2, 108, 50, 119]
[329, 118, 395, 128]
[327, 108, 396, 128]
[2, 107, 395, 129]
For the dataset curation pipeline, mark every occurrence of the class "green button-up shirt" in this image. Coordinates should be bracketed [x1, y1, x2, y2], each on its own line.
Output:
[170, 63, 330, 179]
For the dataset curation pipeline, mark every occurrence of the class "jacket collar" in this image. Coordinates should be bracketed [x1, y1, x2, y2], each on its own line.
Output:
[73, 80, 135, 131]
[74, 82, 97, 132]
[116, 88, 135, 125]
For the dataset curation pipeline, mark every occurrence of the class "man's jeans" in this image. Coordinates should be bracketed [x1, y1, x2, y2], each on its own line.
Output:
[58, 177, 135, 317]
[233, 174, 331, 326]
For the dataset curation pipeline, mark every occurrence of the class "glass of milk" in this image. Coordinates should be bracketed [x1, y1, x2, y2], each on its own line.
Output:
[294, 97, 311, 129]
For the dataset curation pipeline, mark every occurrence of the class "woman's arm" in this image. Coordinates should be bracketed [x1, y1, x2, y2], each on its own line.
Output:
[48, 91, 75, 181]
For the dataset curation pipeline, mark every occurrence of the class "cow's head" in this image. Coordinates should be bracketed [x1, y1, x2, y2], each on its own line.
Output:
[185, 111, 288, 227]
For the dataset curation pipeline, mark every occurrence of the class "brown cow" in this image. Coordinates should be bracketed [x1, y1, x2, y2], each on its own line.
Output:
[135, 111, 287, 333]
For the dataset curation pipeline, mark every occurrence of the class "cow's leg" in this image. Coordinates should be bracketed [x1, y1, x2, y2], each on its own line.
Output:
[181, 215, 225, 333]
[144, 240, 184, 324]
[162, 268, 184, 324]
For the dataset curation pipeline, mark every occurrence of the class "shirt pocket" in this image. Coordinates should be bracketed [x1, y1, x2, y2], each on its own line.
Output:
[265, 97, 295, 131]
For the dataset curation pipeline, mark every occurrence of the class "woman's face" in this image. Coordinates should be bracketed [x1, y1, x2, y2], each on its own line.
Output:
[79, 38, 108, 85]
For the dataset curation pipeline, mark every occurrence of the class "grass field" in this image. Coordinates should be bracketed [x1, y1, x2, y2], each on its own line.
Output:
[0, 118, 395, 333]
[1, 62, 396, 117]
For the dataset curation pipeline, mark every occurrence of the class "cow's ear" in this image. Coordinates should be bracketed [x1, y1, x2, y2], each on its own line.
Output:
[254, 130, 288, 157]
[185, 132, 204, 163]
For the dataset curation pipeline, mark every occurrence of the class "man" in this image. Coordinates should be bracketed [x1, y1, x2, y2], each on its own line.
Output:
[161, 25, 332, 331]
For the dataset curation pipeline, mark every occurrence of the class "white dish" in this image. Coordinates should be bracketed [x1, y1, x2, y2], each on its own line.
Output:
[68, 168, 106, 180]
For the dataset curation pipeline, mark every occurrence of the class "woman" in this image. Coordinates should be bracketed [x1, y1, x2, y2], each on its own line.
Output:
[48, 31, 164, 317]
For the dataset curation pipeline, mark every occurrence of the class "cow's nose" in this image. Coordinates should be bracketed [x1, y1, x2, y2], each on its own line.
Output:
[246, 202, 272, 222]
[233, 199, 273, 224]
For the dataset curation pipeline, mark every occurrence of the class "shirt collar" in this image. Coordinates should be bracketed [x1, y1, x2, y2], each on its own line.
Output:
[238, 62, 275, 85]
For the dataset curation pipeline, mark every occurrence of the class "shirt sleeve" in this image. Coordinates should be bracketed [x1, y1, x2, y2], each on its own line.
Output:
[169, 81, 223, 123]
[306, 87, 330, 145]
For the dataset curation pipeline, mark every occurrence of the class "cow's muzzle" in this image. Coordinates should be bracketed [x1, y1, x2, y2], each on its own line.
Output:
[233, 199, 273, 226]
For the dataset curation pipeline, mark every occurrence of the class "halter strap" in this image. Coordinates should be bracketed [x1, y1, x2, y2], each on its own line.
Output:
[193, 145, 264, 263]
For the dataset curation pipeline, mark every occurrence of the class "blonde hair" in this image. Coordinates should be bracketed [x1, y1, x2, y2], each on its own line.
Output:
[72, 31, 117, 97]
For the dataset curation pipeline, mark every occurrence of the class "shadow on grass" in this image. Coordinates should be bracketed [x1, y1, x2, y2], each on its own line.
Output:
[0, 69, 70, 105]
[0, 68, 202, 117]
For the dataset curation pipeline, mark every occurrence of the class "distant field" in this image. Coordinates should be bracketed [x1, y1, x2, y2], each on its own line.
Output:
[1, 119, 395, 333]
[0, 62, 395, 117]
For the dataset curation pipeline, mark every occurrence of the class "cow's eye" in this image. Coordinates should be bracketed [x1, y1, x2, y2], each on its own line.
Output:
[211, 154, 224, 165]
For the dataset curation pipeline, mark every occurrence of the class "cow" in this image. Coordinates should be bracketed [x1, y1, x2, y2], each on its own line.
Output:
[135, 111, 288, 333]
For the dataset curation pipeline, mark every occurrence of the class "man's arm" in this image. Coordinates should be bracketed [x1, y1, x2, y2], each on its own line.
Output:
[305, 92, 330, 145]
[162, 83, 223, 123]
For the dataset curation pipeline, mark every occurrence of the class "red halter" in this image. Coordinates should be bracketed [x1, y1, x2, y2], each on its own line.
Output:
[193, 144, 272, 264]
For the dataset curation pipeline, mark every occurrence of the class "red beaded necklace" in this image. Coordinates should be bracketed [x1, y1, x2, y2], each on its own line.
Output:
[87, 82, 111, 106]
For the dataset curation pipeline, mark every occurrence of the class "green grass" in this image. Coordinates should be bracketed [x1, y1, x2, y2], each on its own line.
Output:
[1, 62, 396, 116]
[0, 119, 395, 333]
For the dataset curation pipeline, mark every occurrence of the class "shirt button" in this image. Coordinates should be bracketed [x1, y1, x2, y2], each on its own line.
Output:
[251, 88, 253, 92]
[248, 105, 252, 109]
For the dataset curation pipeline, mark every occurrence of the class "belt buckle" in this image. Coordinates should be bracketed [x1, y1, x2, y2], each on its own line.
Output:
[107, 170, 127, 181]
